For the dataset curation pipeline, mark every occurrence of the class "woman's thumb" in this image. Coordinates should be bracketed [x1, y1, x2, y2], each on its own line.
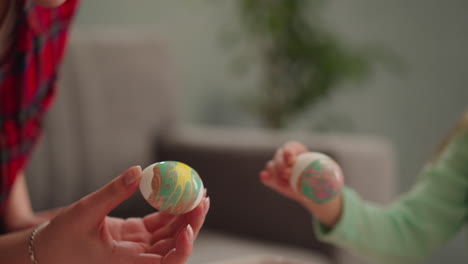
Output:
[68, 166, 142, 229]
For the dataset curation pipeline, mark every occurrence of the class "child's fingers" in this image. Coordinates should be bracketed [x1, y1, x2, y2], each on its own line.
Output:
[260, 171, 275, 189]
[261, 164, 288, 189]
[282, 141, 309, 169]
[266, 160, 277, 179]
[260, 170, 276, 189]
[274, 148, 288, 180]
[259, 170, 271, 182]
[261, 170, 297, 200]
[283, 150, 295, 167]
[284, 141, 308, 157]
[260, 164, 279, 189]
[265, 159, 290, 189]
[276, 175, 291, 188]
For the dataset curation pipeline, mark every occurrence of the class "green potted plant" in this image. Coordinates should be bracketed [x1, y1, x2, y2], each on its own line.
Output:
[228, 0, 373, 129]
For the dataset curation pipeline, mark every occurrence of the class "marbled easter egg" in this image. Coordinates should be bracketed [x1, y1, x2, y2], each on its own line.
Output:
[140, 161, 204, 214]
[290, 152, 343, 204]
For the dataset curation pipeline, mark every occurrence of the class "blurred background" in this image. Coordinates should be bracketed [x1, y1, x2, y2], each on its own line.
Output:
[29, 0, 468, 263]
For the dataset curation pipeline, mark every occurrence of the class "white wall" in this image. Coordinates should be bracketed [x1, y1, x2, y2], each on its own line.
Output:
[73, 1, 468, 263]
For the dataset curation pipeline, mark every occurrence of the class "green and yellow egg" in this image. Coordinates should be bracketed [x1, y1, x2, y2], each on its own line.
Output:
[140, 161, 204, 214]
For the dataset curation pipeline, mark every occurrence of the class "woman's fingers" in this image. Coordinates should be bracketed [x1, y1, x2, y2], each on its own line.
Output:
[135, 226, 194, 264]
[183, 197, 209, 238]
[148, 238, 176, 256]
[143, 189, 208, 233]
[143, 211, 177, 233]
[149, 197, 209, 244]
[150, 216, 185, 244]
[68, 166, 142, 230]
[134, 254, 163, 264]
[134, 225, 194, 264]
[162, 225, 194, 264]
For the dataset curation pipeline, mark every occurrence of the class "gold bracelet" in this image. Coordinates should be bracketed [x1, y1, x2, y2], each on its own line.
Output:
[28, 221, 49, 264]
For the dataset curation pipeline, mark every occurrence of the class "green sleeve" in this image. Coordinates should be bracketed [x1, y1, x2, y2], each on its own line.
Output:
[314, 132, 468, 264]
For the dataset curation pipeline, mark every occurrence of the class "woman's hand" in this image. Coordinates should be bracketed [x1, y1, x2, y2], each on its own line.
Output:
[34, 166, 210, 264]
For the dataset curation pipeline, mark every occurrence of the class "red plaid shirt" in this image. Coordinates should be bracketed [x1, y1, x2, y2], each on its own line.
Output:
[0, 0, 79, 215]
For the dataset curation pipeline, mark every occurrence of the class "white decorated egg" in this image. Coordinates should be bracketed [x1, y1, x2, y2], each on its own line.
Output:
[290, 152, 343, 204]
[140, 161, 204, 214]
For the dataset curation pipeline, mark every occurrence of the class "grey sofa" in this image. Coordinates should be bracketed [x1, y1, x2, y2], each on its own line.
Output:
[27, 30, 396, 264]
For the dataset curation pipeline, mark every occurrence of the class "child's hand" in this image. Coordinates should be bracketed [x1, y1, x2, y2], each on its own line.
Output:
[34, 166, 210, 264]
[260, 141, 308, 203]
[260, 141, 343, 227]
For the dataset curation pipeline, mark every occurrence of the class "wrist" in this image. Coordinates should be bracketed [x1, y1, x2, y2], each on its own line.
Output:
[32, 221, 59, 264]
[300, 192, 343, 228]
[0, 227, 35, 264]
[29, 221, 49, 264]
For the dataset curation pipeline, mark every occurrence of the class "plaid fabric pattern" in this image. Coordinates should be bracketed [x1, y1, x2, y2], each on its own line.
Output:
[0, 0, 78, 215]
